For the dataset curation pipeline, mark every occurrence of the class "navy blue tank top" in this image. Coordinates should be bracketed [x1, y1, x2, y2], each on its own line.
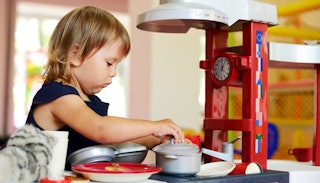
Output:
[26, 81, 109, 169]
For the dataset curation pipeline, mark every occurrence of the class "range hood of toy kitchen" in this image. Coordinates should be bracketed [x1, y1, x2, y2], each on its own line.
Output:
[136, 0, 278, 33]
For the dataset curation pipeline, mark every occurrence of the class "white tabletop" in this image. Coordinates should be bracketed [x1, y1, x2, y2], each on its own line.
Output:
[267, 160, 320, 183]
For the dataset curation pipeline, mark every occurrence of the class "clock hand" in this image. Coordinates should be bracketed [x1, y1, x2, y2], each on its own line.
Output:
[221, 60, 225, 72]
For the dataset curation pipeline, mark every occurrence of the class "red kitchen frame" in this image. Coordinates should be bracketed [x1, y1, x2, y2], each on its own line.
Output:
[201, 22, 269, 169]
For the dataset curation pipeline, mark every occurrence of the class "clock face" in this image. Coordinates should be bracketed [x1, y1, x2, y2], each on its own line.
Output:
[213, 57, 231, 81]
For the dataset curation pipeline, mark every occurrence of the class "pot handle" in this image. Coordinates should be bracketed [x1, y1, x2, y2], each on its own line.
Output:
[164, 155, 178, 159]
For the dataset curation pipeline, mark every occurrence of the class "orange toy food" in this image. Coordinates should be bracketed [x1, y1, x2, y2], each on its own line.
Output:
[104, 164, 130, 172]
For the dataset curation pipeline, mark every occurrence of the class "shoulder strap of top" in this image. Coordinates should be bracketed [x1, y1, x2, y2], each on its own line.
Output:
[32, 82, 79, 105]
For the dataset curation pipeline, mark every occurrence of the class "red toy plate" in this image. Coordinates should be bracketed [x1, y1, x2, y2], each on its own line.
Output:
[72, 162, 161, 174]
[72, 163, 162, 182]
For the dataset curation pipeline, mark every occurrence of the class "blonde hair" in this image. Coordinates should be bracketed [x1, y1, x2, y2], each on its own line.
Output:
[43, 6, 130, 84]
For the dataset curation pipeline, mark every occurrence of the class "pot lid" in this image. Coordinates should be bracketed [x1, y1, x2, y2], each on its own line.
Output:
[152, 140, 199, 155]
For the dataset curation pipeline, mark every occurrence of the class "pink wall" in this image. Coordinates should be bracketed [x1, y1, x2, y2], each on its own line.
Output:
[127, 1, 153, 119]
[19, 0, 128, 12]
[0, 0, 16, 137]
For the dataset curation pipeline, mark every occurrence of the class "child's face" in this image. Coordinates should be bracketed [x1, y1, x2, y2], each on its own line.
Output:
[71, 39, 124, 95]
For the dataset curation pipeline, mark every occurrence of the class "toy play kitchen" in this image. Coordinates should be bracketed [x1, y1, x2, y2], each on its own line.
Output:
[137, 0, 320, 182]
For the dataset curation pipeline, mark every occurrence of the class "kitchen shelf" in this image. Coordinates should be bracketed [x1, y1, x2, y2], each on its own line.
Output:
[268, 80, 314, 93]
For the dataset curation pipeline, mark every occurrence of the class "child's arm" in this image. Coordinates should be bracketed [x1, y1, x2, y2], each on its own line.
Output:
[48, 94, 185, 144]
[130, 135, 167, 149]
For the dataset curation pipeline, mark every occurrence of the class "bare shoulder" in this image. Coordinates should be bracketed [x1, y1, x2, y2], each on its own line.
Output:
[34, 94, 85, 130]
[50, 94, 102, 129]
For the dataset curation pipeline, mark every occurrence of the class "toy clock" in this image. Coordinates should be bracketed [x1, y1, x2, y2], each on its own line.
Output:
[210, 53, 234, 87]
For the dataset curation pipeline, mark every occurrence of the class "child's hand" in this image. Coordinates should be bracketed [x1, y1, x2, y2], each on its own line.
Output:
[152, 119, 184, 143]
[182, 138, 192, 144]
[159, 137, 193, 145]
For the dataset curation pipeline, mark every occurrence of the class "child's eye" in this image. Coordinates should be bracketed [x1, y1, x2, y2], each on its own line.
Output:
[106, 61, 113, 66]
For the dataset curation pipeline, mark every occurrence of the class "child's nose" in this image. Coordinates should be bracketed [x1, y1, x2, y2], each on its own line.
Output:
[110, 68, 117, 77]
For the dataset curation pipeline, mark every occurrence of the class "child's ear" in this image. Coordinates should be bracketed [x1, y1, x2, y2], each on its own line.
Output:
[69, 44, 82, 66]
